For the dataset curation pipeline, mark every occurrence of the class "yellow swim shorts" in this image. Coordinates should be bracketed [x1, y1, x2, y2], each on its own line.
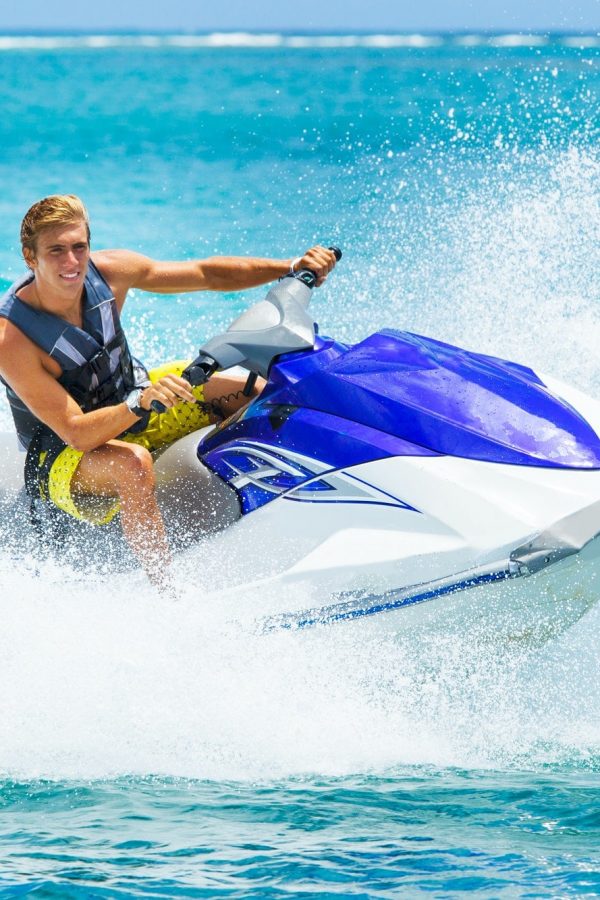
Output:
[42, 360, 212, 525]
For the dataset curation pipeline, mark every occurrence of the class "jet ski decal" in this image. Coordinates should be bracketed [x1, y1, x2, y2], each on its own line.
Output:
[209, 441, 418, 513]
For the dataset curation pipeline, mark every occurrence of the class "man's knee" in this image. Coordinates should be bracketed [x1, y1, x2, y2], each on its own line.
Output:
[116, 444, 156, 494]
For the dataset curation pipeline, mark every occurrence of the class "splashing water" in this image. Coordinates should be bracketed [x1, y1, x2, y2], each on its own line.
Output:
[1, 554, 600, 782]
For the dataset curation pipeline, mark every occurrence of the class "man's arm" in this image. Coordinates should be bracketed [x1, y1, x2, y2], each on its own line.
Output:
[0, 324, 195, 453]
[93, 245, 336, 306]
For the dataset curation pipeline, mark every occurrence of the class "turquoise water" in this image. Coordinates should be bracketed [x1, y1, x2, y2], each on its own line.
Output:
[0, 32, 599, 897]
[2, 771, 600, 897]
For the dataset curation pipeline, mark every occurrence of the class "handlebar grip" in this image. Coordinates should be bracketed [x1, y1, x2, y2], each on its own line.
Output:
[150, 399, 168, 414]
[291, 245, 343, 288]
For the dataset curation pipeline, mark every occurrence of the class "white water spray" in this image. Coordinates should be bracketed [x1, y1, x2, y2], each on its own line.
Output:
[0, 146, 599, 781]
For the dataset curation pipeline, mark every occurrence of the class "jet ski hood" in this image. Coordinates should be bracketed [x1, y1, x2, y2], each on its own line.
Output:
[264, 329, 600, 469]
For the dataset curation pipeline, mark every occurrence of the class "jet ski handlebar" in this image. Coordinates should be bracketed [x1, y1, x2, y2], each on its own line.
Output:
[150, 246, 341, 413]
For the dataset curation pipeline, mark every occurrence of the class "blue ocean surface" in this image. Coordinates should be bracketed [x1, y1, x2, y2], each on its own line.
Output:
[0, 31, 599, 897]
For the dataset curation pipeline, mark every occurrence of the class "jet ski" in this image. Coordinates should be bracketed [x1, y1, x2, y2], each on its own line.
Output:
[2, 249, 600, 643]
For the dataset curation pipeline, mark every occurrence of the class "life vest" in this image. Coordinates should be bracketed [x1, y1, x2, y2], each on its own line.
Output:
[0, 259, 149, 451]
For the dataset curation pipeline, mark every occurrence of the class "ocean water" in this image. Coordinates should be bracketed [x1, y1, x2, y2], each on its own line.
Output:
[0, 31, 599, 897]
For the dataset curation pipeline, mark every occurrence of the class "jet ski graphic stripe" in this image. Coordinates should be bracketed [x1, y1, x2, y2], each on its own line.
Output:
[284, 469, 419, 510]
[261, 566, 514, 631]
[213, 440, 417, 510]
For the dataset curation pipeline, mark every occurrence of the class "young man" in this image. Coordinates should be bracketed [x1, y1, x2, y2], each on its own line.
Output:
[0, 195, 336, 584]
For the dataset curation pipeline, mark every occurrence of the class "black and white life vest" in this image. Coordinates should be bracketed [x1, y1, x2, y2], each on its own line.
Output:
[0, 259, 149, 450]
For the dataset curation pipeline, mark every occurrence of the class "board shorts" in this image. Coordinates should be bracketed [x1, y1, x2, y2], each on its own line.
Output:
[32, 360, 212, 526]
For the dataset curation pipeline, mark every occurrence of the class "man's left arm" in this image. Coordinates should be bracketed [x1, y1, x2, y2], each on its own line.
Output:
[93, 246, 337, 305]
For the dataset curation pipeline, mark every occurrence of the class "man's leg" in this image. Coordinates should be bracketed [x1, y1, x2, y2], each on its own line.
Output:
[70, 439, 171, 584]
[64, 371, 262, 583]
[201, 372, 264, 420]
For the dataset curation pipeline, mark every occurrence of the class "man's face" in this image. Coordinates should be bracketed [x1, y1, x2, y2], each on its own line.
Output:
[27, 220, 90, 296]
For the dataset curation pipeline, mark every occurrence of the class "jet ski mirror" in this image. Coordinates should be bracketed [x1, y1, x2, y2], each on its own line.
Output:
[151, 246, 341, 413]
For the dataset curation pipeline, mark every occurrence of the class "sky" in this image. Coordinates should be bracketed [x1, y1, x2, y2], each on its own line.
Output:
[1, 0, 599, 32]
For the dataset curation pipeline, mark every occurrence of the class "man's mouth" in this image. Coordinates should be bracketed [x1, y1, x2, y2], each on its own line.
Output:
[60, 272, 80, 281]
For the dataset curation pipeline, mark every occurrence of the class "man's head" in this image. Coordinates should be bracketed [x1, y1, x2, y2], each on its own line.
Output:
[21, 194, 90, 267]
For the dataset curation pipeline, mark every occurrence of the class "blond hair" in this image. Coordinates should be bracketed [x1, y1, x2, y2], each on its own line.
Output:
[20, 194, 91, 262]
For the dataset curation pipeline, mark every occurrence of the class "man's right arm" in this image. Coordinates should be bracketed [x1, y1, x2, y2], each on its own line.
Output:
[0, 323, 195, 453]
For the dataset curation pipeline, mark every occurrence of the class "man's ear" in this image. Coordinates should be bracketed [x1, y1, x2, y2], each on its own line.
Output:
[23, 248, 36, 269]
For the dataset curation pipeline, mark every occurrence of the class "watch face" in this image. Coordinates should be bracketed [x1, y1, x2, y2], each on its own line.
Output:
[127, 389, 143, 412]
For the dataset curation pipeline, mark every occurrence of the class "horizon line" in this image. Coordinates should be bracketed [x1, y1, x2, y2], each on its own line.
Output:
[0, 27, 598, 36]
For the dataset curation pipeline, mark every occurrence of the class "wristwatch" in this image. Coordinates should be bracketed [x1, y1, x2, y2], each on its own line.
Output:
[125, 388, 146, 418]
